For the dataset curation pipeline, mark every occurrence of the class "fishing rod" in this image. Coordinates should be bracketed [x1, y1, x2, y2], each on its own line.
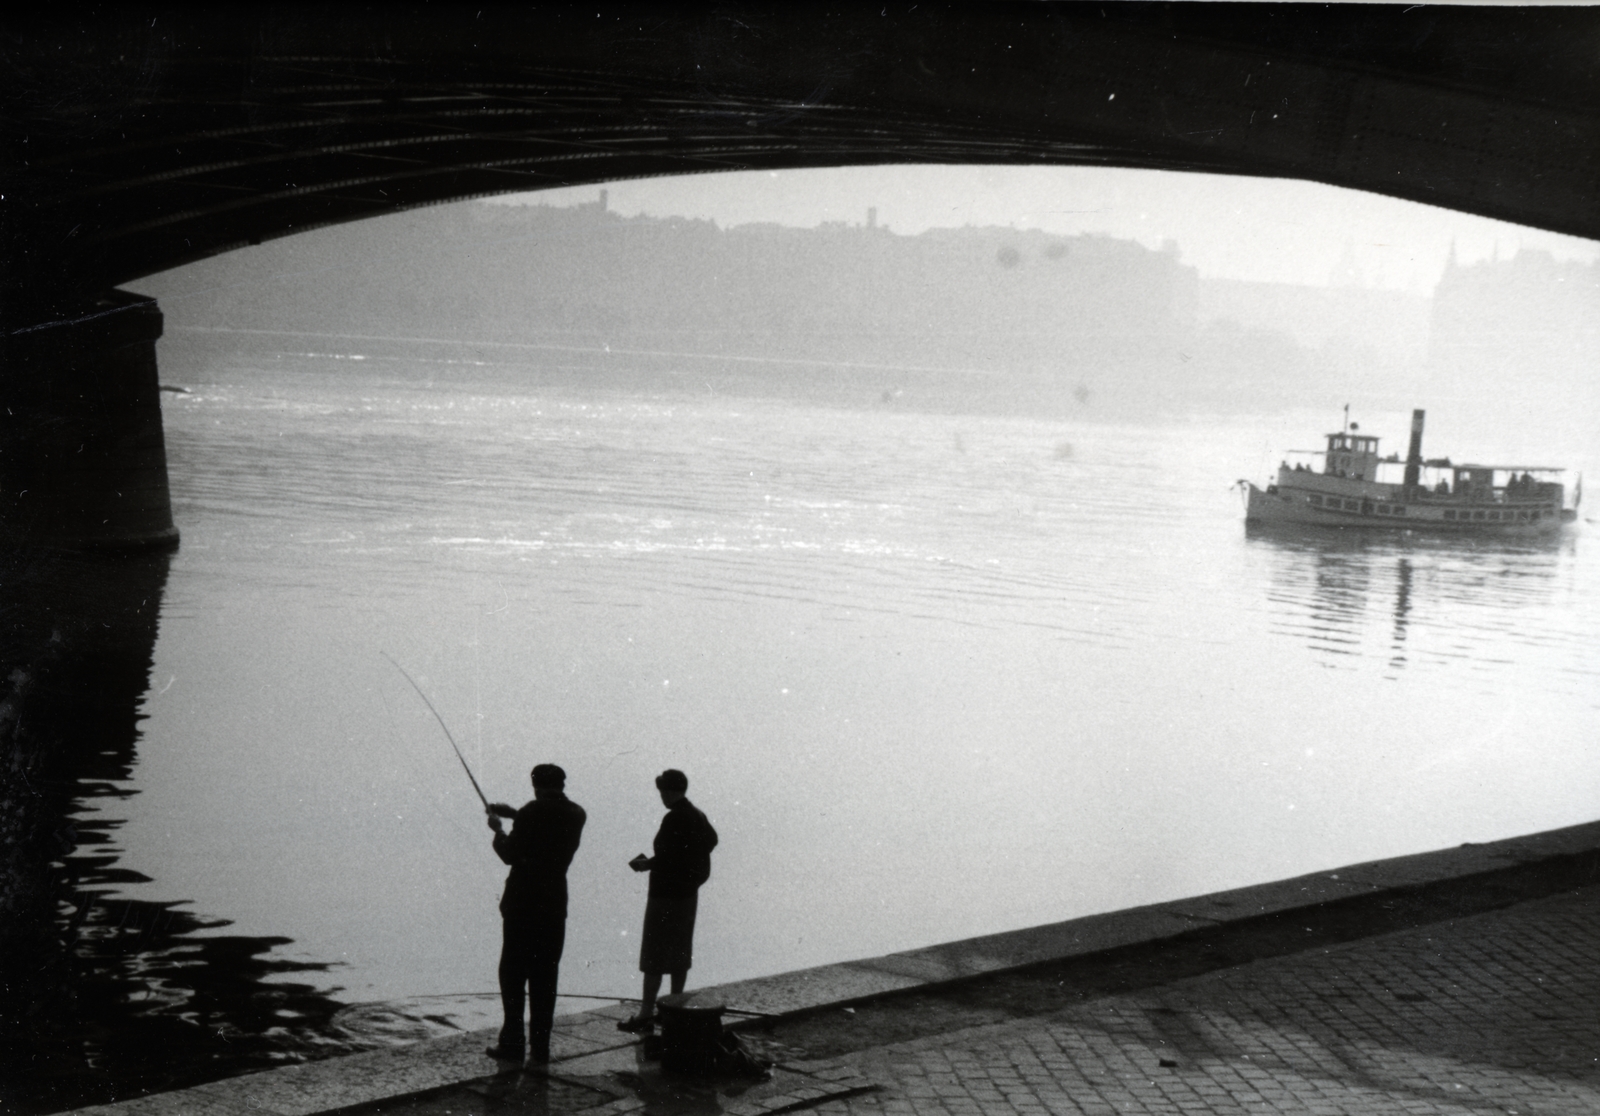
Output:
[383, 652, 492, 812]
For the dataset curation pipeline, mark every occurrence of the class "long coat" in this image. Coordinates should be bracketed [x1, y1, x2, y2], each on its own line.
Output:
[647, 798, 717, 899]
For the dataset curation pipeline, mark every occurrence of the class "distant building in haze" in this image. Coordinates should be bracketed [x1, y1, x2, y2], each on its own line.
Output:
[132, 195, 1416, 415]
[1424, 247, 1600, 431]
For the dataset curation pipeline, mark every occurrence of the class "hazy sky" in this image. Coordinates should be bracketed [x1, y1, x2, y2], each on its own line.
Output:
[501, 165, 1599, 297]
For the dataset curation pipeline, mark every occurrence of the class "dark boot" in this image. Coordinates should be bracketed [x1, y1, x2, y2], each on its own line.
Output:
[527, 1030, 551, 1066]
[486, 1025, 525, 1062]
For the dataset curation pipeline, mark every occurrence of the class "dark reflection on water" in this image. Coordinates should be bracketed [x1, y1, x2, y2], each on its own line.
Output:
[1391, 558, 1413, 672]
[0, 548, 357, 1114]
[1246, 523, 1569, 680]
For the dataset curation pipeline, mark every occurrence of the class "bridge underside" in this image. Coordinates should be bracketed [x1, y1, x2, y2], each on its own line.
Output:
[1, 4, 1597, 547]
[6, 4, 1598, 308]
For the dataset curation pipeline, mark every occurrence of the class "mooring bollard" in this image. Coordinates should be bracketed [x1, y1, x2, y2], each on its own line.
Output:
[656, 992, 727, 1074]
[654, 991, 769, 1078]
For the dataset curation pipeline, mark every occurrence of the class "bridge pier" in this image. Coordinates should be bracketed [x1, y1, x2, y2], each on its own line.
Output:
[1, 291, 178, 551]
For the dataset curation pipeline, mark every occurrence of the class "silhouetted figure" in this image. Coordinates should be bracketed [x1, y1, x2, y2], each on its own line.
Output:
[617, 769, 718, 1033]
[485, 763, 586, 1065]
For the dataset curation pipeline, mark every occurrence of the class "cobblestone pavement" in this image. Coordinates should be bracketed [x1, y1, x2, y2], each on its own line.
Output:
[791, 884, 1600, 1116]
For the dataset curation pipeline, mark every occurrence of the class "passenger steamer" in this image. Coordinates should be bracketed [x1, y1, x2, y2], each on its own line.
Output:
[1243, 410, 1578, 534]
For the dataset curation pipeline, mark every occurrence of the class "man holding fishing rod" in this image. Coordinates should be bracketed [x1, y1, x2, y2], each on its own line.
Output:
[383, 658, 585, 1066]
[484, 764, 587, 1066]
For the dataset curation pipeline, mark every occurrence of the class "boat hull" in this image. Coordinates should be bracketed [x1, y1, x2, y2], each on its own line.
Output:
[1244, 481, 1564, 535]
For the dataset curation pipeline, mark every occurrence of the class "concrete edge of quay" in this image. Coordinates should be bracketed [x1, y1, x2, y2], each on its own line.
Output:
[61, 817, 1600, 1116]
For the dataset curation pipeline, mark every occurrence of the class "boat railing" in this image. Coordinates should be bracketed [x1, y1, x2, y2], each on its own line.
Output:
[1408, 482, 1561, 506]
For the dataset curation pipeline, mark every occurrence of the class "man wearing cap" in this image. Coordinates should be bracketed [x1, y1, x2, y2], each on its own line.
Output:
[485, 763, 587, 1065]
[618, 768, 718, 1033]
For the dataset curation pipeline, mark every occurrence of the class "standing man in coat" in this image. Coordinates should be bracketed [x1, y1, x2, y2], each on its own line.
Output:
[617, 768, 718, 1033]
[485, 763, 587, 1065]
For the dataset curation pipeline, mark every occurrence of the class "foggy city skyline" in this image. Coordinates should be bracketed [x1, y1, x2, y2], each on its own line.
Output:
[138, 163, 1600, 473]
[507, 164, 1600, 296]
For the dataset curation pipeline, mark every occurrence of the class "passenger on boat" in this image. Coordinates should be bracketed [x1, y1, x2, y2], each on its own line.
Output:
[1436, 479, 1450, 495]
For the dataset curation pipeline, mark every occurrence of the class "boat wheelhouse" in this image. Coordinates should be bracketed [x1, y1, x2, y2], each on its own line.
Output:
[1243, 410, 1578, 534]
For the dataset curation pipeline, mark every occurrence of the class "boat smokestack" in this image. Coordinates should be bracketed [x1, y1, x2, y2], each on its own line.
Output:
[1403, 409, 1426, 488]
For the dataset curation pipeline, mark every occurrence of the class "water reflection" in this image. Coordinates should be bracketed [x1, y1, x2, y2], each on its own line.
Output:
[0, 547, 354, 1114]
[1246, 523, 1570, 679]
[1391, 558, 1413, 673]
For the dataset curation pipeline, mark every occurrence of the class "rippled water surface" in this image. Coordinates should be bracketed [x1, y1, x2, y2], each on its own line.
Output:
[112, 348, 1600, 1034]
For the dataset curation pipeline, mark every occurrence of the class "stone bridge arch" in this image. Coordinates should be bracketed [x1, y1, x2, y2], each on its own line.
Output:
[3, 4, 1597, 547]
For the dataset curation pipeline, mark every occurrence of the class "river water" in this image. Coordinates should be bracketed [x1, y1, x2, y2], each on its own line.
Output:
[81, 337, 1600, 1076]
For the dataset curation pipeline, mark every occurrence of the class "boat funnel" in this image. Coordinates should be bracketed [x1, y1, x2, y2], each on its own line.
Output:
[1403, 409, 1426, 488]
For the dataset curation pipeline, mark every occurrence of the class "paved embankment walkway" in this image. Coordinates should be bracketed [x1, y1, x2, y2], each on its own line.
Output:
[66, 820, 1600, 1115]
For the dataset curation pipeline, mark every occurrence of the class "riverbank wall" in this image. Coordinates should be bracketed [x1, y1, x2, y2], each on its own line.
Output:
[60, 817, 1600, 1115]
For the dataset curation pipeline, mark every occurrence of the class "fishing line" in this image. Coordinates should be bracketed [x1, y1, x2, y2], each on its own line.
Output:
[362, 991, 775, 1017]
[390, 992, 644, 1004]
[553, 994, 776, 1018]
[383, 652, 492, 811]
